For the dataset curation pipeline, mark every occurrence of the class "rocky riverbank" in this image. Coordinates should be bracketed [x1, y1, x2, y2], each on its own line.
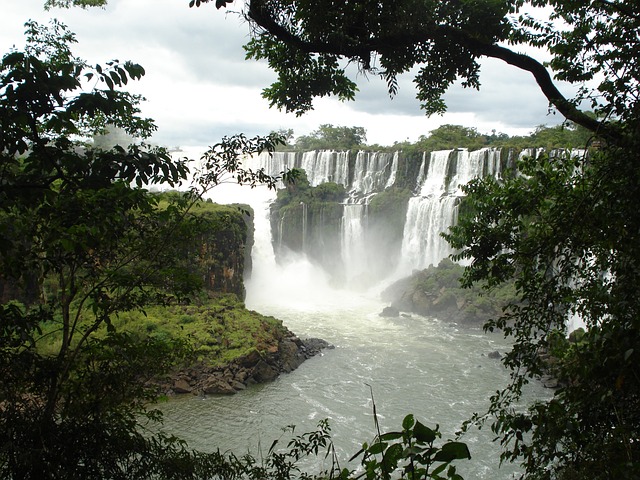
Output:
[380, 259, 518, 325]
[159, 335, 333, 396]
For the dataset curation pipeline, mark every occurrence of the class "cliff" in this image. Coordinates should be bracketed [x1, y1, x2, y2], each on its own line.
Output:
[380, 259, 518, 325]
[186, 201, 254, 300]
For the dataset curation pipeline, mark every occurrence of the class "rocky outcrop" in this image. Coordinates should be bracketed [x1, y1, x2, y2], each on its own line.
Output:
[192, 204, 254, 300]
[380, 259, 518, 325]
[158, 336, 333, 396]
[379, 305, 400, 317]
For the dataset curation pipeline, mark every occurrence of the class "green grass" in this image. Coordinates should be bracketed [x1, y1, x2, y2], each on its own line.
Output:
[36, 294, 290, 368]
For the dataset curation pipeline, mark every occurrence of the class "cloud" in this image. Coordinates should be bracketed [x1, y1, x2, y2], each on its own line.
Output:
[1, 0, 569, 148]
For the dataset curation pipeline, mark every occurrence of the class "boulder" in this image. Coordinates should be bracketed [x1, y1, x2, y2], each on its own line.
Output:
[172, 378, 193, 394]
[251, 360, 279, 383]
[202, 378, 236, 395]
[162, 333, 332, 397]
[302, 338, 333, 356]
[379, 305, 400, 317]
[278, 338, 306, 373]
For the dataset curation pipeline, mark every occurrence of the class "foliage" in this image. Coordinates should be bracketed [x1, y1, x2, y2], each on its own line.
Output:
[415, 125, 487, 152]
[45, 0, 108, 8]
[271, 128, 295, 150]
[381, 259, 518, 324]
[194, 0, 629, 140]
[367, 187, 413, 254]
[102, 294, 290, 366]
[0, 21, 287, 479]
[445, 146, 640, 478]
[295, 124, 367, 151]
[368, 187, 412, 219]
[146, 413, 469, 480]
[273, 170, 346, 209]
[350, 413, 470, 480]
[510, 0, 639, 127]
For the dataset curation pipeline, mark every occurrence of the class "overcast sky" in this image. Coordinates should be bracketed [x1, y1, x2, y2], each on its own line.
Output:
[1, 0, 572, 148]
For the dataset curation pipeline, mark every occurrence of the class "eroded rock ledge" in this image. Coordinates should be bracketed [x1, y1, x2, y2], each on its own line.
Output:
[159, 336, 333, 396]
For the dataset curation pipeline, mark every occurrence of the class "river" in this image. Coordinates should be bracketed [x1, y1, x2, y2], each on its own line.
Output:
[157, 184, 547, 479]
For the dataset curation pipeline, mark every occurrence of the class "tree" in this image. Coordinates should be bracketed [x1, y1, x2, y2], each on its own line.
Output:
[44, 0, 108, 8]
[270, 127, 295, 149]
[194, 0, 638, 145]
[445, 144, 640, 479]
[415, 125, 486, 151]
[0, 20, 287, 478]
[295, 124, 367, 150]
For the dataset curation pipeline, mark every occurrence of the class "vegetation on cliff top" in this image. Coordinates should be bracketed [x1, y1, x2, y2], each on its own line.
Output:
[35, 292, 287, 369]
[382, 259, 518, 325]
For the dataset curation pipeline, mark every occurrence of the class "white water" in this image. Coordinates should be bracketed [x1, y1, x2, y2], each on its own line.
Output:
[341, 203, 368, 283]
[158, 289, 539, 479]
[157, 165, 546, 478]
[351, 151, 397, 198]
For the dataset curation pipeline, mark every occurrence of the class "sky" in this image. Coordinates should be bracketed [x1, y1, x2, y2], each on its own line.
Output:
[0, 0, 573, 148]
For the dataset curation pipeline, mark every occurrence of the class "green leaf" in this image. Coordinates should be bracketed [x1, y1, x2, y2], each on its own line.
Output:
[379, 431, 403, 442]
[402, 414, 415, 431]
[367, 441, 388, 455]
[413, 421, 437, 444]
[432, 463, 447, 475]
[434, 442, 471, 462]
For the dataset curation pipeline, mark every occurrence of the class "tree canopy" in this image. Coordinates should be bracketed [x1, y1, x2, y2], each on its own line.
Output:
[295, 124, 367, 151]
[0, 20, 289, 478]
[191, 0, 637, 145]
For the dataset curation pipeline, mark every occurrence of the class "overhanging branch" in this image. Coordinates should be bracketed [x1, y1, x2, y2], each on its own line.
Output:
[246, 0, 621, 143]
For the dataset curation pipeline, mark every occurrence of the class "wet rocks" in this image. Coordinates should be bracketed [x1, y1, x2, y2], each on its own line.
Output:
[379, 305, 400, 317]
[160, 336, 333, 396]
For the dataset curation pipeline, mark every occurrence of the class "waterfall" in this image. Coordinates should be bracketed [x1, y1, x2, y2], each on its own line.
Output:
[396, 148, 503, 278]
[351, 151, 397, 197]
[341, 203, 368, 283]
[299, 151, 350, 186]
[301, 202, 308, 251]
[246, 150, 350, 187]
[398, 149, 457, 277]
[419, 150, 453, 197]
[384, 151, 399, 189]
[414, 153, 427, 191]
[398, 196, 459, 276]
[237, 147, 509, 288]
[245, 151, 296, 178]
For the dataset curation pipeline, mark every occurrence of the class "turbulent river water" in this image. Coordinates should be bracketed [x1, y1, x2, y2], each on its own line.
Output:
[157, 183, 548, 479]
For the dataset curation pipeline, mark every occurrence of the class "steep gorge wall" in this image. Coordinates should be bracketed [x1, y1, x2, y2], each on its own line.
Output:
[184, 203, 254, 299]
[0, 202, 255, 304]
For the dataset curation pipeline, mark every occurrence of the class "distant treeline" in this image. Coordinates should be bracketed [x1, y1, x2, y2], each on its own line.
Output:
[273, 121, 595, 153]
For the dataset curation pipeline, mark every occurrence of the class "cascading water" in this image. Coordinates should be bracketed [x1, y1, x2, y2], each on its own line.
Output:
[160, 146, 549, 480]
[244, 147, 506, 285]
[350, 151, 397, 198]
[341, 203, 368, 283]
[394, 148, 504, 278]
[299, 150, 350, 186]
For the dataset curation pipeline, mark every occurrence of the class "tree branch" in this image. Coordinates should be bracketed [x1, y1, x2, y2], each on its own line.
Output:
[246, 0, 622, 143]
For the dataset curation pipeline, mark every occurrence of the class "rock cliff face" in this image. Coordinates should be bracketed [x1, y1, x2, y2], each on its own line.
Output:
[186, 203, 254, 300]
[380, 259, 518, 325]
